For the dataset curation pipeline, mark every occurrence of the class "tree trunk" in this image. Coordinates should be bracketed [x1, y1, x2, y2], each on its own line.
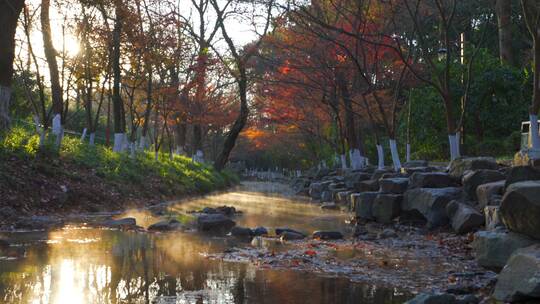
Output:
[112, 2, 125, 152]
[496, 0, 513, 65]
[337, 71, 362, 169]
[41, 0, 63, 146]
[0, 0, 24, 131]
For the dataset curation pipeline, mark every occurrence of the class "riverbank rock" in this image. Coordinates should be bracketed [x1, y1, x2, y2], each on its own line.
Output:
[280, 231, 305, 240]
[449, 157, 498, 179]
[405, 293, 457, 304]
[500, 181, 540, 239]
[462, 170, 505, 201]
[148, 219, 182, 231]
[372, 194, 402, 223]
[309, 181, 332, 200]
[320, 191, 332, 202]
[231, 226, 253, 238]
[313, 231, 343, 240]
[197, 214, 235, 233]
[336, 191, 352, 205]
[352, 192, 378, 219]
[354, 180, 379, 192]
[505, 165, 540, 188]
[379, 178, 409, 194]
[403, 187, 463, 228]
[344, 172, 371, 189]
[409, 172, 456, 189]
[493, 244, 540, 302]
[472, 230, 538, 270]
[446, 201, 484, 234]
[476, 180, 504, 208]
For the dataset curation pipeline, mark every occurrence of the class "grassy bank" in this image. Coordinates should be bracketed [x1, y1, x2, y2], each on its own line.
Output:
[0, 126, 238, 218]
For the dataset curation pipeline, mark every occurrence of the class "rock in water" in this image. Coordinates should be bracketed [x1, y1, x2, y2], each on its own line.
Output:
[403, 187, 463, 228]
[280, 231, 305, 241]
[476, 180, 504, 208]
[379, 178, 409, 194]
[448, 157, 498, 179]
[148, 219, 182, 231]
[408, 172, 455, 189]
[500, 181, 540, 239]
[462, 170, 505, 201]
[230, 226, 253, 238]
[446, 201, 484, 234]
[275, 228, 305, 237]
[372, 194, 402, 224]
[493, 244, 540, 302]
[472, 230, 538, 270]
[404, 293, 457, 304]
[197, 214, 235, 234]
[312, 231, 343, 240]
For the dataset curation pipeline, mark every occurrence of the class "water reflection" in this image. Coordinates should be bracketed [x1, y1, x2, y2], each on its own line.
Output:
[0, 183, 410, 303]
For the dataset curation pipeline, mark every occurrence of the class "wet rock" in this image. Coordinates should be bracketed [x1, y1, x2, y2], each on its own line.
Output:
[409, 172, 456, 189]
[354, 179, 379, 192]
[15, 215, 64, 230]
[462, 170, 505, 201]
[446, 201, 484, 234]
[484, 206, 504, 230]
[275, 228, 305, 237]
[312, 231, 343, 240]
[472, 230, 538, 270]
[449, 157, 498, 179]
[476, 180, 505, 208]
[320, 191, 332, 202]
[280, 231, 305, 241]
[379, 178, 409, 194]
[231, 226, 253, 238]
[403, 187, 463, 228]
[252, 226, 268, 236]
[309, 181, 332, 200]
[405, 293, 456, 304]
[197, 214, 236, 233]
[372, 194, 402, 224]
[377, 228, 397, 239]
[352, 192, 378, 220]
[500, 181, 540, 239]
[493, 244, 540, 302]
[101, 217, 137, 229]
[403, 160, 429, 168]
[148, 219, 182, 231]
[505, 165, 540, 188]
[321, 202, 338, 210]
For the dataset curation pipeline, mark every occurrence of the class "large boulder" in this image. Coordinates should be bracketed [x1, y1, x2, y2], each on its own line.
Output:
[500, 181, 540, 239]
[476, 180, 505, 208]
[403, 187, 463, 228]
[484, 206, 504, 230]
[462, 170, 505, 201]
[472, 230, 538, 270]
[379, 178, 409, 194]
[449, 157, 498, 179]
[372, 194, 402, 224]
[308, 181, 332, 200]
[446, 201, 484, 234]
[354, 179, 379, 192]
[405, 293, 456, 304]
[344, 172, 372, 189]
[493, 244, 540, 302]
[352, 192, 378, 220]
[197, 214, 235, 233]
[409, 172, 456, 189]
[505, 165, 540, 188]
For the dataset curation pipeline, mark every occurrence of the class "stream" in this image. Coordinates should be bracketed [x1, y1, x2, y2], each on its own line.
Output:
[0, 182, 411, 303]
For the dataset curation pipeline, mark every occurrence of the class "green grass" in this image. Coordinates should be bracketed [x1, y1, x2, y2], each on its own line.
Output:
[0, 126, 238, 196]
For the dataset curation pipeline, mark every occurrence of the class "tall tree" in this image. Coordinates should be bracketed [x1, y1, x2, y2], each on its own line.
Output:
[0, 0, 25, 131]
[112, 0, 126, 152]
[495, 0, 513, 65]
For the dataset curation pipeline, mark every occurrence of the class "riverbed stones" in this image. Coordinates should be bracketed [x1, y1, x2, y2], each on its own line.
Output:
[446, 201, 484, 234]
[403, 187, 463, 228]
[484, 206, 504, 230]
[462, 170, 505, 201]
[404, 293, 457, 304]
[352, 192, 378, 219]
[372, 194, 402, 223]
[409, 172, 456, 189]
[197, 214, 235, 233]
[449, 157, 498, 179]
[148, 219, 182, 231]
[379, 177, 409, 194]
[500, 180, 540, 239]
[505, 165, 540, 188]
[476, 180, 504, 208]
[493, 244, 540, 302]
[312, 231, 343, 240]
[472, 230, 538, 270]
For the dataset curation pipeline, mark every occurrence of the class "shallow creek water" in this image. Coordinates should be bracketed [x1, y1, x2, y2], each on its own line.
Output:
[0, 182, 411, 303]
